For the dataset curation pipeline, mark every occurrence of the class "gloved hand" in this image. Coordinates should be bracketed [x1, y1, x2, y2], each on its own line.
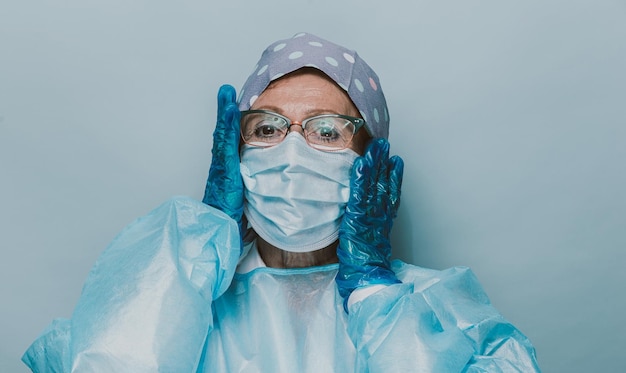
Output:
[336, 138, 404, 311]
[202, 85, 244, 246]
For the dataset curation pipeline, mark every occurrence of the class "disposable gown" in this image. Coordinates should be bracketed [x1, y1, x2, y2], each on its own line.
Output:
[23, 197, 541, 372]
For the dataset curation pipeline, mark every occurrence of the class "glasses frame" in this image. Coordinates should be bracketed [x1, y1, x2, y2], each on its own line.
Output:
[240, 109, 366, 151]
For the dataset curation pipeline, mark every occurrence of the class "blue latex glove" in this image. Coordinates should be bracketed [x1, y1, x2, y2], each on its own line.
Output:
[202, 85, 244, 244]
[336, 138, 404, 311]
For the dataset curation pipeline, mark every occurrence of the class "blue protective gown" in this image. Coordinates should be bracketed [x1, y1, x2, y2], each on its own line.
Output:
[23, 197, 541, 372]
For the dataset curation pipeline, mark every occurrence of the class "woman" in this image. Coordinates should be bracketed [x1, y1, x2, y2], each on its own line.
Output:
[23, 33, 541, 372]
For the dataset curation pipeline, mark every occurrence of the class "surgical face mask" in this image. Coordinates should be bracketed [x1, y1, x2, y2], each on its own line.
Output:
[240, 133, 358, 253]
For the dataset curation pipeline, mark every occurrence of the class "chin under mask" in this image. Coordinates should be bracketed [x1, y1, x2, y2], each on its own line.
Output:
[240, 133, 358, 253]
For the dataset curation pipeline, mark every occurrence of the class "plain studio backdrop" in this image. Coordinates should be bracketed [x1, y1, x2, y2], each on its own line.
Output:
[1, 1, 624, 372]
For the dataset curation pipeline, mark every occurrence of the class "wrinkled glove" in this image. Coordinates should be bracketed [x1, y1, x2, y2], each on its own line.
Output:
[336, 138, 404, 311]
[202, 85, 244, 247]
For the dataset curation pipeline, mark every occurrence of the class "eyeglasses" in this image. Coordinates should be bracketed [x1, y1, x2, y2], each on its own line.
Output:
[240, 109, 366, 151]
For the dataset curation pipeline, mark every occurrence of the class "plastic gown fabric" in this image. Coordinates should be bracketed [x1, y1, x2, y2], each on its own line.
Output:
[23, 197, 541, 372]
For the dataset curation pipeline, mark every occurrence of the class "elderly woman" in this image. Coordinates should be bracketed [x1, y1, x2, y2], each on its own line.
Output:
[23, 33, 541, 372]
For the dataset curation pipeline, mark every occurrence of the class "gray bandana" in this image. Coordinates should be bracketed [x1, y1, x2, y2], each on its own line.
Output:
[238, 32, 389, 139]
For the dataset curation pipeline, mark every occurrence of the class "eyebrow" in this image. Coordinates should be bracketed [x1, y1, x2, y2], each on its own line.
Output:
[252, 105, 346, 118]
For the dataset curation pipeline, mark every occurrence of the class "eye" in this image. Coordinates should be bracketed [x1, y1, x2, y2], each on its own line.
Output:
[254, 124, 280, 137]
[306, 117, 352, 145]
[241, 112, 288, 144]
[317, 125, 339, 140]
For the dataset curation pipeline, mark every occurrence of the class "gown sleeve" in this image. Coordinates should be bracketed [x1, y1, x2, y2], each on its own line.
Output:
[22, 196, 241, 373]
[347, 262, 541, 373]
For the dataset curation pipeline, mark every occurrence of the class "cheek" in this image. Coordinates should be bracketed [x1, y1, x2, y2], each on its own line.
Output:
[350, 129, 372, 155]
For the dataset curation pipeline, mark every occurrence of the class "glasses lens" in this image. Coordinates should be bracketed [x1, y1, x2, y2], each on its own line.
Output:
[241, 112, 288, 146]
[305, 117, 355, 151]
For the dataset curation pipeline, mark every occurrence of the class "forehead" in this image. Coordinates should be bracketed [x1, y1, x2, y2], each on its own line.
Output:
[250, 69, 360, 117]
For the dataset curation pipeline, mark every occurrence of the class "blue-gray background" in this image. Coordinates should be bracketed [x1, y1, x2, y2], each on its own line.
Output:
[1, 1, 624, 372]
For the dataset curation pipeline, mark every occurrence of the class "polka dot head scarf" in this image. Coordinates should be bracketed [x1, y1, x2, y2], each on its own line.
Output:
[238, 32, 389, 139]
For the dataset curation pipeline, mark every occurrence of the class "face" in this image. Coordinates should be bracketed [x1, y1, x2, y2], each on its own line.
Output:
[249, 69, 371, 154]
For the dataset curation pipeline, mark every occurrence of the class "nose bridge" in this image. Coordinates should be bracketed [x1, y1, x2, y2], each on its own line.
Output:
[287, 122, 305, 134]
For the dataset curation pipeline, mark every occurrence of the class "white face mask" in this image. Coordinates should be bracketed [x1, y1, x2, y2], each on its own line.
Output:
[240, 133, 358, 253]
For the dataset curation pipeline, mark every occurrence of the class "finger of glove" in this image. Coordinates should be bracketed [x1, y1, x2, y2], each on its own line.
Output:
[214, 84, 239, 147]
[375, 139, 390, 202]
[213, 84, 238, 153]
[343, 139, 388, 249]
[365, 139, 391, 219]
[204, 86, 242, 216]
[223, 103, 241, 151]
[347, 140, 381, 216]
[217, 84, 237, 119]
[388, 155, 404, 217]
[347, 156, 368, 211]
[210, 103, 241, 172]
[211, 104, 242, 192]
[364, 138, 389, 205]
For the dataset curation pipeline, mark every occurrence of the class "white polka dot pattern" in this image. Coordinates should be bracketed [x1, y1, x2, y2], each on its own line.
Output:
[270, 73, 285, 80]
[288, 51, 303, 59]
[354, 79, 364, 93]
[369, 77, 377, 91]
[325, 56, 338, 67]
[249, 95, 258, 107]
[257, 65, 268, 76]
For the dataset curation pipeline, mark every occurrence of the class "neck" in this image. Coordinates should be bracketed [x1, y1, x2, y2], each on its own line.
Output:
[256, 236, 339, 268]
